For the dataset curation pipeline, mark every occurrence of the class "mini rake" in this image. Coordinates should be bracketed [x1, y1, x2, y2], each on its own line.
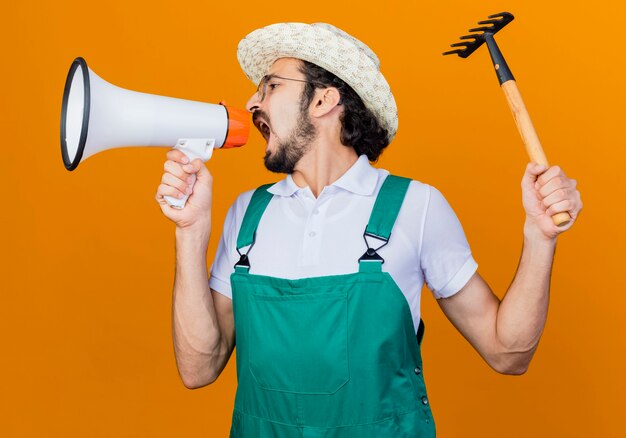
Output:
[444, 12, 571, 227]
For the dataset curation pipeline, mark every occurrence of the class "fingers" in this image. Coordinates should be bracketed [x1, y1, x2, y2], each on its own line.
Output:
[164, 150, 204, 178]
[155, 182, 186, 205]
[182, 158, 204, 175]
[161, 154, 201, 189]
[524, 162, 549, 180]
[156, 151, 200, 206]
[530, 163, 583, 219]
[543, 195, 575, 216]
[538, 176, 573, 198]
[164, 159, 194, 182]
[161, 172, 193, 197]
[535, 167, 576, 198]
[166, 149, 190, 165]
[535, 165, 566, 186]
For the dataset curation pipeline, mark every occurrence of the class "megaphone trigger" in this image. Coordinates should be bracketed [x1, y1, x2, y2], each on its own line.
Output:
[163, 138, 215, 209]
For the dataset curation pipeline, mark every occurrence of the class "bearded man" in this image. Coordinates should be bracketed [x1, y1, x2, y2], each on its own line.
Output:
[155, 23, 582, 437]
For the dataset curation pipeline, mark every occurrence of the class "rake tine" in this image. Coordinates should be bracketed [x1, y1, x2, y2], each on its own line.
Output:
[442, 49, 463, 56]
[477, 19, 500, 25]
[460, 34, 482, 40]
[450, 42, 471, 48]
[468, 26, 494, 33]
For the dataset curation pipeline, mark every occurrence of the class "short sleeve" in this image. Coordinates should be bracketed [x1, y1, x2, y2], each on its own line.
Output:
[209, 190, 255, 299]
[420, 185, 478, 299]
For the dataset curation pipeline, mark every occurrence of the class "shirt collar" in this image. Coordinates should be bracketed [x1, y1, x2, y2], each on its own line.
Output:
[267, 173, 301, 197]
[267, 154, 379, 197]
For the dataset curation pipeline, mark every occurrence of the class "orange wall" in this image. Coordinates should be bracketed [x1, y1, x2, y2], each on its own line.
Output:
[2, 0, 624, 436]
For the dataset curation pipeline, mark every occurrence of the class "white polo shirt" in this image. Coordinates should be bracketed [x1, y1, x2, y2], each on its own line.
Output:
[209, 154, 478, 334]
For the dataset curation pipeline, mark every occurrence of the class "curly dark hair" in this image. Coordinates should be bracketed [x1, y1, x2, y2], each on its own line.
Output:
[297, 60, 390, 162]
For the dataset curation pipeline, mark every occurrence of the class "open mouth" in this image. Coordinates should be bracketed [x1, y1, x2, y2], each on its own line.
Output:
[258, 120, 271, 141]
[253, 112, 272, 143]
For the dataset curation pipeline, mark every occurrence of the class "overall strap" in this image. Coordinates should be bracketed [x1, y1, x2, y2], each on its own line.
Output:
[365, 174, 412, 241]
[234, 183, 274, 271]
[358, 174, 411, 272]
[358, 175, 426, 348]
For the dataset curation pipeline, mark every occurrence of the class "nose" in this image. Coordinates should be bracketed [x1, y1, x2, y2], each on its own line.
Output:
[246, 91, 262, 113]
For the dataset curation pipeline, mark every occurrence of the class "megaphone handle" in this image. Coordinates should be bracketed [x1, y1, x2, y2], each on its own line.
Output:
[164, 139, 215, 209]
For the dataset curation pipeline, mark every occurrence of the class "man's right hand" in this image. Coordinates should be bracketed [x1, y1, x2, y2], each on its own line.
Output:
[155, 149, 213, 230]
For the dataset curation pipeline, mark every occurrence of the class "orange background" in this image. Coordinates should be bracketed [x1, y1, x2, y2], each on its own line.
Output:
[2, 0, 624, 436]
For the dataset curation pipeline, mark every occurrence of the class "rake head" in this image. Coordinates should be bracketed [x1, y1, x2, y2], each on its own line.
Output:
[443, 12, 514, 58]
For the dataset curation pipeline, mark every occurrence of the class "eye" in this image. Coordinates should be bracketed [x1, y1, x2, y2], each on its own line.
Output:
[268, 83, 279, 90]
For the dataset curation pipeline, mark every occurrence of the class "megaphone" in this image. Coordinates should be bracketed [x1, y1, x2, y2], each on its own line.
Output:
[60, 57, 249, 208]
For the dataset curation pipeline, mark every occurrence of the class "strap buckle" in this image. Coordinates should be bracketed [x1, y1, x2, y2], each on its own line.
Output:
[358, 231, 389, 264]
[234, 253, 250, 268]
[234, 232, 256, 269]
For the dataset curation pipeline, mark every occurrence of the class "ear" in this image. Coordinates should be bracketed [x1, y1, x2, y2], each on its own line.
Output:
[310, 87, 342, 118]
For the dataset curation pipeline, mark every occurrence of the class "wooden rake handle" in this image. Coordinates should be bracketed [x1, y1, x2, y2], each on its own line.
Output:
[500, 80, 572, 227]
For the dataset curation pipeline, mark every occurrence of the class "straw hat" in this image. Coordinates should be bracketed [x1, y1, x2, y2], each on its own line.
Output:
[237, 22, 398, 142]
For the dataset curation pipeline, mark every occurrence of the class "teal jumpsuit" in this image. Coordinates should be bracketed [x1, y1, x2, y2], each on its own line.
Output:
[229, 175, 436, 437]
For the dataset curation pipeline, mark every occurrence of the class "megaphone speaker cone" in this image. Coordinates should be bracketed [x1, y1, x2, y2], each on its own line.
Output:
[60, 57, 251, 209]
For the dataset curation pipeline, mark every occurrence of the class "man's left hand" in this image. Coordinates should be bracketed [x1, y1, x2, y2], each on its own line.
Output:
[521, 162, 583, 241]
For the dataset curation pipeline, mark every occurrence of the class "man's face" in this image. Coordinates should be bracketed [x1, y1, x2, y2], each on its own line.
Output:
[246, 58, 317, 174]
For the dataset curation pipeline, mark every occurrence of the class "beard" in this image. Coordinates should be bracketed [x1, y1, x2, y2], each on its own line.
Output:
[263, 104, 317, 174]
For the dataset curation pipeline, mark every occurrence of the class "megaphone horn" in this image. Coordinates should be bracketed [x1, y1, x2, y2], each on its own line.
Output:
[60, 57, 250, 208]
